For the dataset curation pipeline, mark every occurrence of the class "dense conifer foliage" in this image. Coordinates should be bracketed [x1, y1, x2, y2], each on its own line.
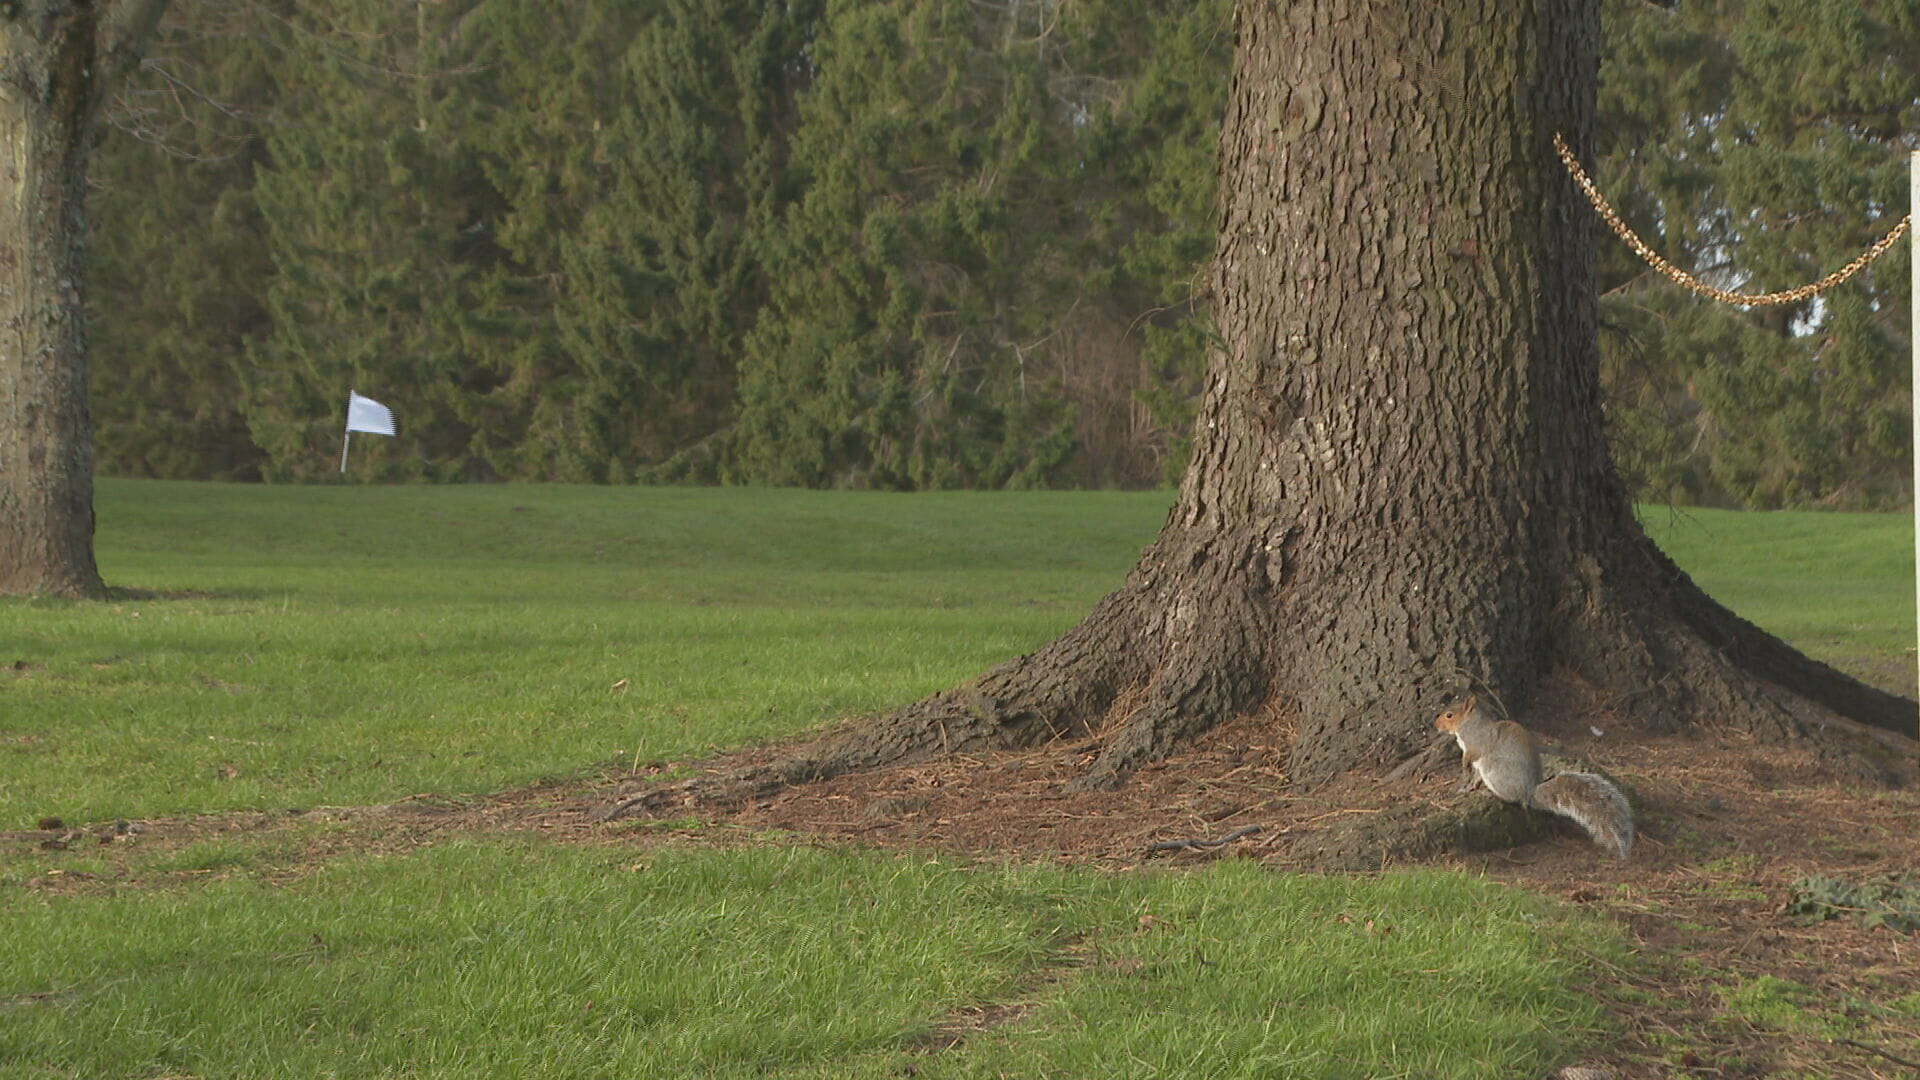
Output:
[82, 0, 1914, 503]
[1596, 0, 1917, 507]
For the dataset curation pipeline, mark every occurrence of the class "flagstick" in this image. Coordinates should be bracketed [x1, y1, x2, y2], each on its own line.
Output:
[341, 386, 358, 474]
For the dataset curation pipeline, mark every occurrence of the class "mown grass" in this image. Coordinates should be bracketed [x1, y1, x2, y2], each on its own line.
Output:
[2, 481, 1167, 826]
[1641, 503, 1917, 665]
[3, 482, 1909, 827]
[2, 480, 1911, 1078]
[3, 836, 1615, 1079]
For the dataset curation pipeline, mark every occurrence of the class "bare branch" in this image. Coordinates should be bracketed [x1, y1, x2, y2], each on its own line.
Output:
[95, 0, 174, 99]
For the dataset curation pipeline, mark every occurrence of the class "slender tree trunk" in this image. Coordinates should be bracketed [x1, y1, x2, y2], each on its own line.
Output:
[0, 0, 169, 598]
[605, 0, 1913, 822]
[0, 2, 105, 597]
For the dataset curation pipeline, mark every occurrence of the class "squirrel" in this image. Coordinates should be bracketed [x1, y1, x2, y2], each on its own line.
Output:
[1433, 695, 1634, 860]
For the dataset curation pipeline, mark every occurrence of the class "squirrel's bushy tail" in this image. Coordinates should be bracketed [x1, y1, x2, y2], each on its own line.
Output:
[1529, 773, 1633, 860]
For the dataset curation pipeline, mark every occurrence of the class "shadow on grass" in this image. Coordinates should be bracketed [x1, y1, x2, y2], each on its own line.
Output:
[103, 586, 276, 602]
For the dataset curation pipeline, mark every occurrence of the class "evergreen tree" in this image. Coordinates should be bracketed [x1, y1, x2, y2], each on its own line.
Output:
[1043, 0, 1231, 486]
[730, 0, 1079, 489]
[77, 0, 1913, 505]
[244, 0, 524, 481]
[89, 0, 277, 480]
[445, 0, 648, 482]
[555, 0, 822, 483]
[83, 0, 1231, 490]
[1597, 0, 1916, 508]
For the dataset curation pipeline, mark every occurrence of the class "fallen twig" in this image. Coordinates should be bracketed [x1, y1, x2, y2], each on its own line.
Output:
[1146, 824, 1263, 854]
[1833, 1037, 1920, 1072]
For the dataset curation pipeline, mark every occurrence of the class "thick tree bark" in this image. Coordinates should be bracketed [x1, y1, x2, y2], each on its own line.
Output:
[0, 0, 168, 598]
[606, 0, 1914, 822]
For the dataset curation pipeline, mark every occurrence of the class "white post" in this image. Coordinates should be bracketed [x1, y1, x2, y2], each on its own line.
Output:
[340, 387, 356, 473]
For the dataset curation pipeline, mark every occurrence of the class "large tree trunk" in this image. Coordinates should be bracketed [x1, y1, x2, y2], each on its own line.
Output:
[0, 0, 168, 598]
[606, 0, 1913, 821]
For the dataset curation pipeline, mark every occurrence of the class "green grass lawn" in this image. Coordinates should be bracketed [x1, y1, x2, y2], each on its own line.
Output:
[3, 836, 1614, 1079]
[1641, 503, 1918, 667]
[4, 481, 1908, 827]
[3, 482, 1168, 825]
[2, 480, 1910, 1078]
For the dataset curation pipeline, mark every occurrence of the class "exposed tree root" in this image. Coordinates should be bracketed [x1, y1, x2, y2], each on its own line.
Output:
[1289, 795, 1551, 872]
[596, 542, 1914, 843]
[1650, 548, 1915, 739]
[1070, 581, 1275, 791]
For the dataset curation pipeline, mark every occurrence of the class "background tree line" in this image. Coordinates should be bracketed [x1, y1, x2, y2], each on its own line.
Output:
[85, 0, 1916, 506]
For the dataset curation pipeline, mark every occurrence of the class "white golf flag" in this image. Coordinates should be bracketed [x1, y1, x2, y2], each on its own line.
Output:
[346, 392, 396, 436]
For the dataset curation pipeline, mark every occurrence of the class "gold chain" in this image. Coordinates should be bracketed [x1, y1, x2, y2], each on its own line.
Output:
[1551, 132, 1912, 307]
